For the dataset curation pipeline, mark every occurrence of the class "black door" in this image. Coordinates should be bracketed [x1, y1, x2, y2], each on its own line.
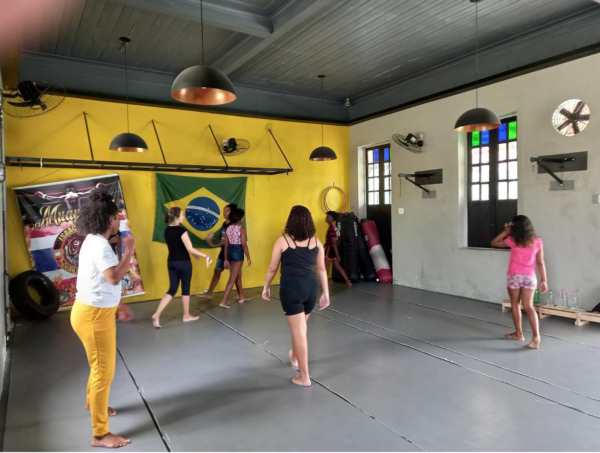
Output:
[365, 145, 392, 264]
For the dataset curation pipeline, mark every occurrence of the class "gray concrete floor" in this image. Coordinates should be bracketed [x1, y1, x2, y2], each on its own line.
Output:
[5, 282, 600, 451]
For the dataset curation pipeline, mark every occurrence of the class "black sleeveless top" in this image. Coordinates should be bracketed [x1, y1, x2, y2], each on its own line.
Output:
[280, 236, 318, 279]
[164, 226, 190, 262]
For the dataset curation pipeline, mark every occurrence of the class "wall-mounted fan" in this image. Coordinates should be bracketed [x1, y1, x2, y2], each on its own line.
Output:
[3, 81, 66, 118]
[220, 138, 250, 156]
[393, 133, 424, 154]
[552, 99, 590, 137]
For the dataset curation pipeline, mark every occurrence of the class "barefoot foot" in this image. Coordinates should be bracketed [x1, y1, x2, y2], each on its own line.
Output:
[526, 337, 541, 349]
[238, 297, 252, 304]
[346, 282, 352, 289]
[151, 315, 161, 329]
[505, 332, 524, 341]
[289, 349, 298, 368]
[234, 295, 240, 300]
[219, 302, 230, 309]
[91, 433, 131, 448]
[86, 404, 117, 416]
[183, 315, 199, 323]
[197, 292, 212, 299]
[292, 375, 311, 387]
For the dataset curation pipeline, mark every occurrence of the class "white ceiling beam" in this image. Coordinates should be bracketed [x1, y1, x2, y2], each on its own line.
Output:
[110, 0, 273, 38]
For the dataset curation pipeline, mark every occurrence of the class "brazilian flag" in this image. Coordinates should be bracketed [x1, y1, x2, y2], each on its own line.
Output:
[153, 173, 247, 248]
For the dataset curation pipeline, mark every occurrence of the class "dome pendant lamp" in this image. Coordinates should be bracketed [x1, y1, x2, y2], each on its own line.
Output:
[171, 0, 236, 105]
[110, 37, 148, 152]
[309, 75, 337, 161]
[454, 0, 500, 133]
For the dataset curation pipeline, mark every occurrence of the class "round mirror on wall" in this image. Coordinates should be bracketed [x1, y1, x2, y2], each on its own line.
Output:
[552, 99, 590, 137]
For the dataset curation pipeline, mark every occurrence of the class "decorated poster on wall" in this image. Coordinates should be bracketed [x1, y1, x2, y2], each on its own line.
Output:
[14, 174, 145, 308]
[153, 173, 247, 247]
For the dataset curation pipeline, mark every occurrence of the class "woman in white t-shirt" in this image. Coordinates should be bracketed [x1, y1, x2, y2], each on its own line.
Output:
[72, 189, 135, 448]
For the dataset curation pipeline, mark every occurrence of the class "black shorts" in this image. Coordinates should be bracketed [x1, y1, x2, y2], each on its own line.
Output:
[279, 277, 319, 316]
[167, 260, 192, 296]
[325, 246, 337, 261]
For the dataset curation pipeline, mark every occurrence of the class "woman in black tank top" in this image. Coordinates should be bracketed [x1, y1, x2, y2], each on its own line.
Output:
[262, 206, 329, 387]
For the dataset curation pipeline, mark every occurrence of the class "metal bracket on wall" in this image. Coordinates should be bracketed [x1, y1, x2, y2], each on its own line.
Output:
[266, 124, 293, 175]
[530, 152, 587, 186]
[398, 168, 443, 195]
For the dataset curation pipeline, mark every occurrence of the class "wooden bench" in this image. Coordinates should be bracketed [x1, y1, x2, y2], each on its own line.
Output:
[501, 300, 600, 327]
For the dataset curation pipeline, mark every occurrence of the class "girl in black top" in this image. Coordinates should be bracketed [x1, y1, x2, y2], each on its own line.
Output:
[262, 206, 329, 387]
[152, 207, 212, 328]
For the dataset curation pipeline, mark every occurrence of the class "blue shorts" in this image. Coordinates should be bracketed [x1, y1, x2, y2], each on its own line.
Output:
[227, 244, 244, 262]
[215, 258, 225, 271]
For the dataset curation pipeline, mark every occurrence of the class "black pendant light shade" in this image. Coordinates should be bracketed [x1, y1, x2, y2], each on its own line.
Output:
[109, 132, 148, 153]
[310, 75, 337, 161]
[309, 146, 337, 161]
[454, 107, 501, 132]
[171, 65, 236, 105]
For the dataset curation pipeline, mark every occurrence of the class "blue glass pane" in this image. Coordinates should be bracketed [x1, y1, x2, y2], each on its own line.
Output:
[374, 149, 379, 162]
[498, 123, 507, 142]
[384, 147, 390, 161]
[481, 130, 489, 145]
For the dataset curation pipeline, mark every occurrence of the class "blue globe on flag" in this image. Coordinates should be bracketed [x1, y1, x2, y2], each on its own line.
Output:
[186, 197, 221, 231]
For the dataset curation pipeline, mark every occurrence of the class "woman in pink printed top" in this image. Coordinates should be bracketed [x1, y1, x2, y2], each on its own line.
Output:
[491, 215, 547, 349]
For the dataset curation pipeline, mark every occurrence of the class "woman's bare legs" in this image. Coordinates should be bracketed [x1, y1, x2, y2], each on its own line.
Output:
[506, 288, 524, 341]
[521, 288, 540, 349]
[198, 269, 222, 298]
[287, 313, 311, 386]
[290, 313, 310, 368]
[219, 262, 242, 309]
[237, 273, 251, 303]
[181, 295, 199, 323]
[151, 294, 173, 328]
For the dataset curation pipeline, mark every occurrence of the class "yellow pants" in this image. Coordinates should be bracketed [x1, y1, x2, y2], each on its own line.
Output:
[71, 300, 118, 437]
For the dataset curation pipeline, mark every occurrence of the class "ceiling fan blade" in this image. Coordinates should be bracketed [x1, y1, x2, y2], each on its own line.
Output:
[578, 114, 590, 121]
[559, 108, 574, 120]
[573, 101, 585, 115]
[557, 119, 570, 131]
[7, 100, 35, 108]
[572, 121, 580, 135]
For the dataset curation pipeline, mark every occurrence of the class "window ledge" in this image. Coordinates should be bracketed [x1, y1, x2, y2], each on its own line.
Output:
[458, 247, 509, 252]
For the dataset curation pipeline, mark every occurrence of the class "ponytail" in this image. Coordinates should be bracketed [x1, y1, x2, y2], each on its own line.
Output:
[164, 207, 182, 224]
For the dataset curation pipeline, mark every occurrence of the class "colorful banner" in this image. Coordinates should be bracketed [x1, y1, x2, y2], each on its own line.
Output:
[153, 173, 247, 247]
[14, 174, 145, 308]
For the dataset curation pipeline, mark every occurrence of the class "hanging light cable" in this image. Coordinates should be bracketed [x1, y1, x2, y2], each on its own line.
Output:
[110, 37, 148, 152]
[171, 0, 236, 105]
[454, 0, 500, 132]
[309, 75, 337, 161]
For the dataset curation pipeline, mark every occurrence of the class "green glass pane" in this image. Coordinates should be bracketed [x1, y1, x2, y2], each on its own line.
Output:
[508, 121, 517, 140]
[471, 131, 480, 146]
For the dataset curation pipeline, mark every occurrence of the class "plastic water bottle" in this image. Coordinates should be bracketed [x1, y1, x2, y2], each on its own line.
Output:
[533, 289, 540, 305]
[548, 290, 554, 306]
[562, 290, 568, 309]
[573, 290, 579, 310]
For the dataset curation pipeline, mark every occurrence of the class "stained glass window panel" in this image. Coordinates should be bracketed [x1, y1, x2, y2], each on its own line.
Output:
[368, 150, 373, 163]
[481, 130, 489, 145]
[498, 123, 507, 142]
[498, 182, 508, 200]
[508, 161, 518, 180]
[384, 147, 390, 162]
[472, 166, 480, 183]
[508, 121, 517, 140]
[499, 162, 507, 180]
[508, 142, 517, 160]
[481, 184, 489, 201]
[509, 181, 518, 200]
[499, 143, 507, 161]
[481, 147, 489, 164]
[472, 131, 480, 147]
[481, 165, 490, 183]
[374, 149, 379, 163]
[472, 184, 480, 201]
[472, 148, 480, 165]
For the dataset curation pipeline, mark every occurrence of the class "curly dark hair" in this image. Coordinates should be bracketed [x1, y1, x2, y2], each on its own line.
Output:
[164, 207, 182, 224]
[326, 210, 338, 221]
[75, 189, 119, 235]
[284, 205, 316, 241]
[229, 208, 245, 224]
[510, 215, 536, 247]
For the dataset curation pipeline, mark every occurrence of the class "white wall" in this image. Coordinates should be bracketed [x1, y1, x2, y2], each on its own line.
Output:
[350, 54, 600, 308]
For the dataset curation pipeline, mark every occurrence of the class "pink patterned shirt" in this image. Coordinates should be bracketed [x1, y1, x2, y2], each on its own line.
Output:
[504, 236, 543, 277]
[226, 224, 242, 245]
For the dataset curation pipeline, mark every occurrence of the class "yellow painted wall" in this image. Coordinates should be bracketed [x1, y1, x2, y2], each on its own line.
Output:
[5, 97, 349, 302]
